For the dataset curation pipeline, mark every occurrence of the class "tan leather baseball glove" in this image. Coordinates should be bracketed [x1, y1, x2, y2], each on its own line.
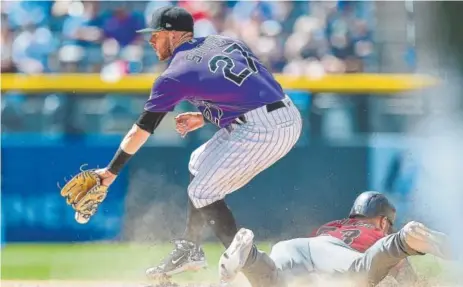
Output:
[60, 168, 108, 224]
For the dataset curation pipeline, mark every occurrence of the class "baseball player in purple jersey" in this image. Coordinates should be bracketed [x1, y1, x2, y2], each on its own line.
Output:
[91, 6, 302, 279]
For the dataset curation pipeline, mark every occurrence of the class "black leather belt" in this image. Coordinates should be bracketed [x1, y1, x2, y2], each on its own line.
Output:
[230, 100, 287, 126]
[266, 100, 286, 113]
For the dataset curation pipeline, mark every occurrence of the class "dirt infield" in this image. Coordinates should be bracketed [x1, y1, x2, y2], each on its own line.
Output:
[0, 279, 432, 287]
[0, 280, 226, 287]
[0, 279, 456, 287]
[1, 281, 143, 287]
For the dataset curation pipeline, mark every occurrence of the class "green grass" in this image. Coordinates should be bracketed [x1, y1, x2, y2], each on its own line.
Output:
[0, 243, 458, 283]
[0, 243, 271, 282]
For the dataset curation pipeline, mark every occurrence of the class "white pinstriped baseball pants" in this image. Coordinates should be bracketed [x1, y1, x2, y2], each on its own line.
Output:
[188, 95, 302, 208]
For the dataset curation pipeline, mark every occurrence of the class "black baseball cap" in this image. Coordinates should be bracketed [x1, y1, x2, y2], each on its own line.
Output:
[136, 6, 194, 34]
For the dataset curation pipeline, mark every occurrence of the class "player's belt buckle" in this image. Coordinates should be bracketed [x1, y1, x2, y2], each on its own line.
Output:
[234, 115, 246, 125]
[225, 125, 234, 133]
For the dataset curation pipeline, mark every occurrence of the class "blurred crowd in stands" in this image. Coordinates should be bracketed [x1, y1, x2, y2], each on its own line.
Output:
[1, 0, 375, 76]
[1, 1, 378, 137]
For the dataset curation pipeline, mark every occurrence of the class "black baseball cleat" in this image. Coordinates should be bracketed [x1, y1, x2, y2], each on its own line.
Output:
[146, 239, 207, 278]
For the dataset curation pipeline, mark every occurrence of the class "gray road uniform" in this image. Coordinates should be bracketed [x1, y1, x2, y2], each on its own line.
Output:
[266, 228, 421, 286]
[220, 192, 450, 287]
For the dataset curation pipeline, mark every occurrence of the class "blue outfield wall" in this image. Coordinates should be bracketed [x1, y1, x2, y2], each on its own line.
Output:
[1, 143, 129, 242]
[1, 137, 368, 243]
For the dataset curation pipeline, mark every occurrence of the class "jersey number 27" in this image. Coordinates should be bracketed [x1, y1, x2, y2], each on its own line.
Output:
[209, 43, 258, 86]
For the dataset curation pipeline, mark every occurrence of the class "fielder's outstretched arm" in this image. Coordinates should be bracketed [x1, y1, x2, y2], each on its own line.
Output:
[61, 76, 183, 223]
[106, 111, 167, 176]
[104, 76, 186, 178]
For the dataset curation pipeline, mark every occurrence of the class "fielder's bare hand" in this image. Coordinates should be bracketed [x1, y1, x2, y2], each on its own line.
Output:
[95, 168, 117, 187]
[175, 112, 205, 137]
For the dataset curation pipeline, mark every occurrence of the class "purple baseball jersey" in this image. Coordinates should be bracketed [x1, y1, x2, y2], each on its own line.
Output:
[144, 35, 285, 128]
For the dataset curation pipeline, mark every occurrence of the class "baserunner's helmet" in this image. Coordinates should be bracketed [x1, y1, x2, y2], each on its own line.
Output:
[349, 191, 396, 226]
